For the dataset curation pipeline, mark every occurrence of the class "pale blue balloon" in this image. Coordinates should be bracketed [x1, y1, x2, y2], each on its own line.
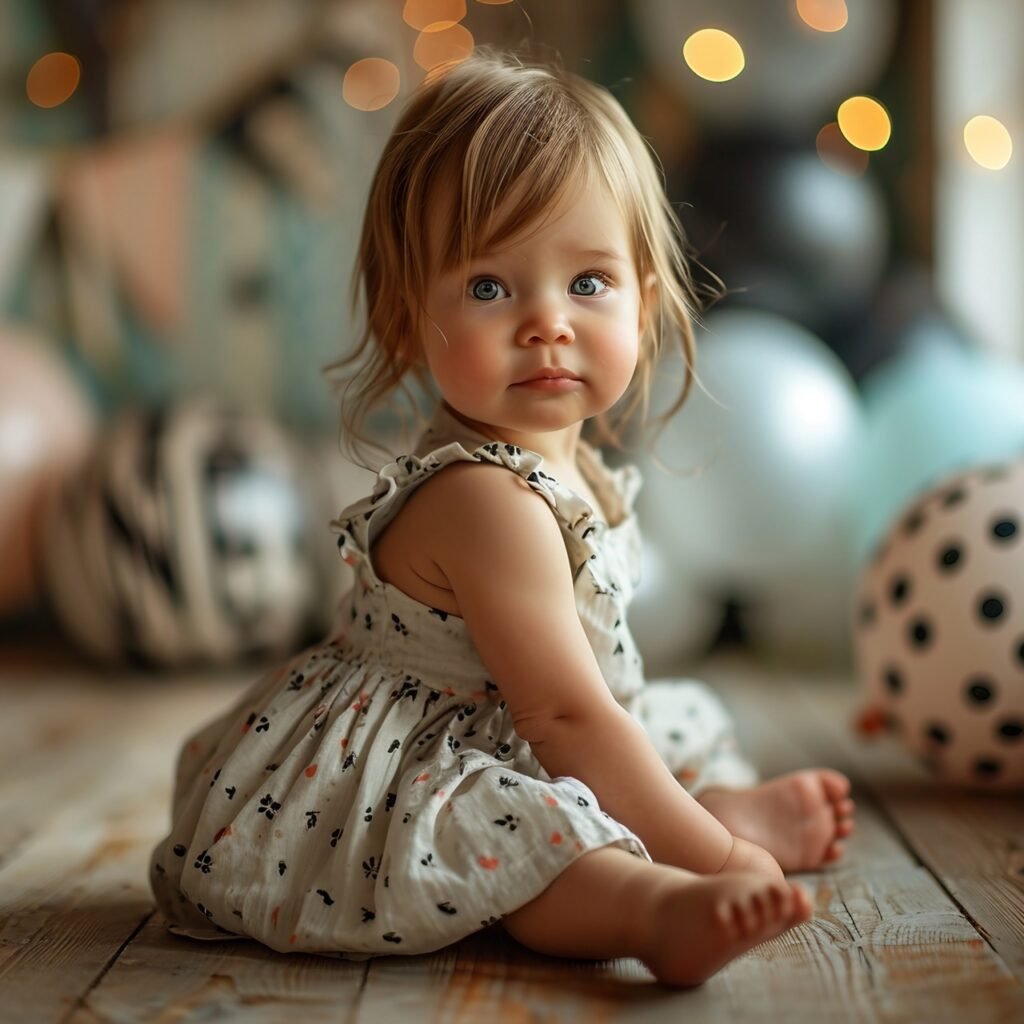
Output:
[638, 309, 864, 586]
[856, 344, 1024, 560]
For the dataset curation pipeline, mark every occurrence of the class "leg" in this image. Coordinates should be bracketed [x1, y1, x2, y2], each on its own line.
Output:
[500, 845, 814, 987]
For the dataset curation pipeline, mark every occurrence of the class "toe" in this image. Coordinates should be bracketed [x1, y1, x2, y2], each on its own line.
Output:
[791, 884, 814, 922]
[823, 841, 845, 863]
[770, 882, 794, 920]
[836, 820, 855, 838]
[819, 769, 852, 801]
[835, 798, 856, 819]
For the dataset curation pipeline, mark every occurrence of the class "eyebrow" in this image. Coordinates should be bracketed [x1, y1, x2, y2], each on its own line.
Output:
[566, 247, 629, 263]
[471, 245, 628, 264]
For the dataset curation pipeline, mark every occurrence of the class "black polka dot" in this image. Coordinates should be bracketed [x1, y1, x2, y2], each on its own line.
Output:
[907, 617, 932, 648]
[991, 516, 1018, 541]
[936, 543, 962, 571]
[964, 678, 996, 705]
[973, 757, 1002, 779]
[1017, 638, 1024, 665]
[978, 593, 1008, 623]
[996, 719, 1022, 741]
[889, 574, 911, 605]
[941, 486, 966, 509]
[883, 667, 903, 695]
[903, 508, 926, 535]
[925, 722, 951, 745]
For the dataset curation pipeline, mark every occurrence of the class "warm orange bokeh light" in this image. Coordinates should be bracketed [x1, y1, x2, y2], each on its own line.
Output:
[816, 121, 869, 175]
[796, 0, 849, 33]
[26, 51, 81, 109]
[837, 95, 891, 151]
[343, 58, 401, 111]
[682, 29, 745, 83]
[403, 0, 466, 31]
[414, 22, 475, 72]
[963, 114, 1013, 170]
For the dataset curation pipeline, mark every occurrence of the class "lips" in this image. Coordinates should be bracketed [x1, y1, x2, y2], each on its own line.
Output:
[516, 368, 582, 384]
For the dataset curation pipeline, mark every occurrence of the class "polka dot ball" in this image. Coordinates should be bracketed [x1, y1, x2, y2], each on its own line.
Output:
[854, 457, 1024, 790]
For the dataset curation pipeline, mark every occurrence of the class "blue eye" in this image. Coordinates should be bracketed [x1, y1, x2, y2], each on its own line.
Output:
[571, 272, 611, 296]
[469, 278, 507, 301]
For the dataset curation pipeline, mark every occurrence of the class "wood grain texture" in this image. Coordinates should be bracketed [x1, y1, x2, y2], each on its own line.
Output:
[0, 649, 1021, 1023]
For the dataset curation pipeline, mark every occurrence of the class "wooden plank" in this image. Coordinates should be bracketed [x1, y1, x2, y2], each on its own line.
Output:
[0, 665, 250, 1020]
[692, 656, 1024, 1023]
[765, 664, 1024, 985]
[64, 917, 368, 1024]
[3, 653, 1022, 1022]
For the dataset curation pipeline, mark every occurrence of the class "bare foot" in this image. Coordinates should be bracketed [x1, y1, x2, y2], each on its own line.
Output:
[695, 769, 856, 873]
[639, 870, 813, 987]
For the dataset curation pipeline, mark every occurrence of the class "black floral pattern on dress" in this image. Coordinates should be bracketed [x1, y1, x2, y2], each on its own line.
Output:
[147, 406, 759, 962]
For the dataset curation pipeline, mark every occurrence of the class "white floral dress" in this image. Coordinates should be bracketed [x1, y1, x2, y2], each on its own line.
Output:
[149, 402, 758, 959]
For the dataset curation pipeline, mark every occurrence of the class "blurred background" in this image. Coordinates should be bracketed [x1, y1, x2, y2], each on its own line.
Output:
[2, 0, 1023, 729]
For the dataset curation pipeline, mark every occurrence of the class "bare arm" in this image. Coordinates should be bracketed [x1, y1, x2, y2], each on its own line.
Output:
[425, 461, 736, 875]
[526, 706, 737, 874]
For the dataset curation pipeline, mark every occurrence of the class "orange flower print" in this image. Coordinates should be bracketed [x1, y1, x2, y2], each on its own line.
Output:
[305, 764, 318, 778]
[478, 856, 500, 870]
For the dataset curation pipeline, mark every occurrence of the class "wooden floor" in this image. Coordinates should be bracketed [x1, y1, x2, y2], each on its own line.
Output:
[1, 637, 1022, 1023]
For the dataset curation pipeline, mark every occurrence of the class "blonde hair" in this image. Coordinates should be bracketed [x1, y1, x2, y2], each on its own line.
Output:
[323, 44, 711, 470]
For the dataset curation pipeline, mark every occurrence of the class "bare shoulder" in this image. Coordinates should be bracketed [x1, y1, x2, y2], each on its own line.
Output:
[369, 459, 542, 606]
[417, 459, 561, 567]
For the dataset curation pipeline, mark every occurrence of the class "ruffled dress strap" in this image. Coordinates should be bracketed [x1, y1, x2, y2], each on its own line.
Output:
[329, 403, 630, 589]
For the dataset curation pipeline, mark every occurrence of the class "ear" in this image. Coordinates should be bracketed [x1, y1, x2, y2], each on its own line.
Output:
[638, 272, 658, 337]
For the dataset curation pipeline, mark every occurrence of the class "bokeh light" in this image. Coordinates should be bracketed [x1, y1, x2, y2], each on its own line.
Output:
[403, 0, 466, 31]
[474, 0, 515, 4]
[682, 28, 745, 83]
[414, 22, 475, 72]
[837, 95, 891, 151]
[795, 0, 849, 33]
[342, 58, 401, 111]
[26, 52, 81, 109]
[816, 121, 869, 175]
[963, 114, 1013, 170]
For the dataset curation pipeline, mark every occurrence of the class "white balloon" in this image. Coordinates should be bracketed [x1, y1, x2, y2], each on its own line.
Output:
[632, 0, 897, 132]
[638, 309, 864, 589]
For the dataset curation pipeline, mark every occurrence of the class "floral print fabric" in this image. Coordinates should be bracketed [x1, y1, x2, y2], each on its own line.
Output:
[148, 402, 757, 959]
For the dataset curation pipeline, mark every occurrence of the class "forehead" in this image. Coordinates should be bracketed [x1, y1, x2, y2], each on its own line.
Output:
[424, 170, 632, 270]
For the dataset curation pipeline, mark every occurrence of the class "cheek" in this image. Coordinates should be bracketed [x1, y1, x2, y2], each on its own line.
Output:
[426, 325, 502, 390]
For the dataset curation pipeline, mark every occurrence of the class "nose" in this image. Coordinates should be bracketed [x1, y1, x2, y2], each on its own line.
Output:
[515, 295, 575, 347]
